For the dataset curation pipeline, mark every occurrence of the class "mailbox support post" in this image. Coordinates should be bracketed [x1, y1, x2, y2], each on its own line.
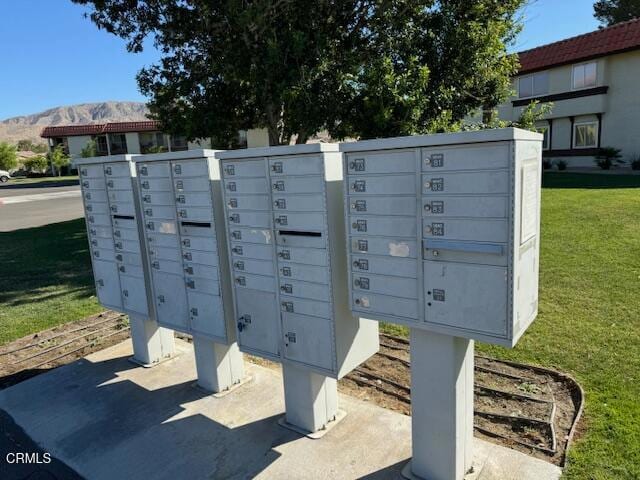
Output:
[129, 315, 175, 366]
[281, 363, 339, 436]
[193, 336, 245, 394]
[403, 328, 474, 480]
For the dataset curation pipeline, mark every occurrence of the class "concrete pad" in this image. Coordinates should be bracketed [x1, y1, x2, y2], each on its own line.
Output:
[0, 339, 562, 480]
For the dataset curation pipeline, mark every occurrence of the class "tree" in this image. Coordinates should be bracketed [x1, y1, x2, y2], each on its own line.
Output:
[0, 142, 18, 171]
[594, 0, 640, 25]
[48, 145, 70, 177]
[23, 155, 48, 173]
[80, 139, 97, 158]
[74, 0, 524, 145]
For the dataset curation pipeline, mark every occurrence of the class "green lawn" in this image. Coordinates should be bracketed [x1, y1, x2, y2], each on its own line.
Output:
[1, 173, 639, 478]
[3, 175, 79, 187]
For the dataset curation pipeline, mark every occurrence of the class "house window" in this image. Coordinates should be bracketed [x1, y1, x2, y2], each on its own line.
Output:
[94, 135, 109, 156]
[519, 71, 549, 98]
[572, 62, 597, 90]
[539, 126, 550, 150]
[139, 132, 168, 154]
[573, 121, 598, 148]
[109, 134, 128, 154]
[170, 134, 188, 151]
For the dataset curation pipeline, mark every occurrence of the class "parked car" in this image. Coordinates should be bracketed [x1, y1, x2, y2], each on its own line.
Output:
[0, 170, 11, 182]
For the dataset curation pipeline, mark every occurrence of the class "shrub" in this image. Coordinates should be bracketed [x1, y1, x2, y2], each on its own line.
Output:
[23, 155, 48, 172]
[595, 147, 624, 170]
[630, 154, 640, 171]
[542, 159, 553, 170]
[556, 159, 568, 171]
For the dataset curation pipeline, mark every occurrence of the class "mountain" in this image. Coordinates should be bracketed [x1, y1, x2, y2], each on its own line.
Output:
[0, 102, 150, 145]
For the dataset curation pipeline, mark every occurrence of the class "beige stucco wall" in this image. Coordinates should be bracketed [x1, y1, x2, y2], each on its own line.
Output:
[66, 135, 93, 158]
[125, 133, 141, 154]
[247, 128, 270, 148]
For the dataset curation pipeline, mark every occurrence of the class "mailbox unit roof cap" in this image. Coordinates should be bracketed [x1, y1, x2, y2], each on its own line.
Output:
[73, 154, 138, 167]
[217, 142, 339, 160]
[133, 149, 223, 163]
[338, 127, 542, 153]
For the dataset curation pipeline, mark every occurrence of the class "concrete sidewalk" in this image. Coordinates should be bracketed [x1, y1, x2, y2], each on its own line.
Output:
[0, 339, 562, 480]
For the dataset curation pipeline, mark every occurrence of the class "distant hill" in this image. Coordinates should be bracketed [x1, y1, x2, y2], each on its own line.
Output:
[0, 102, 150, 145]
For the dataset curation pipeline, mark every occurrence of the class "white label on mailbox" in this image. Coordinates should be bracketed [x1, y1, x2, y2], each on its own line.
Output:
[158, 221, 177, 234]
[258, 229, 272, 244]
[389, 241, 411, 257]
[520, 161, 538, 244]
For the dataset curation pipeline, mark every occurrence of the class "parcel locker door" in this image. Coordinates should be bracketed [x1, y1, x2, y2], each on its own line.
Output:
[235, 288, 280, 356]
[92, 259, 122, 310]
[188, 291, 226, 339]
[152, 271, 189, 331]
[120, 275, 149, 316]
[282, 313, 334, 372]
[424, 261, 508, 337]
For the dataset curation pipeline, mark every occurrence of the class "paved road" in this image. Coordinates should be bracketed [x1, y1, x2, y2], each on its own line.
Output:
[0, 184, 83, 232]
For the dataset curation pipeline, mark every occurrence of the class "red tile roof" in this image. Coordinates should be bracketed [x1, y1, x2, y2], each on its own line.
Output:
[41, 120, 160, 138]
[518, 18, 640, 74]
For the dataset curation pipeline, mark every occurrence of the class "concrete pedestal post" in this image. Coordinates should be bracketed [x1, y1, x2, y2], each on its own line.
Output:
[129, 315, 175, 366]
[403, 328, 475, 480]
[193, 336, 245, 394]
[280, 363, 341, 436]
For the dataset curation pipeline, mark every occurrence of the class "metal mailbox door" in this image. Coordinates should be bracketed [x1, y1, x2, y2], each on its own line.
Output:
[79, 165, 104, 178]
[222, 159, 265, 178]
[423, 218, 508, 243]
[232, 258, 274, 276]
[143, 205, 177, 220]
[346, 150, 417, 174]
[92, 259, 122, 309]
[188, 291, 226, 339]
[108, 190, 134, 204]
[278, 263, 329, 284]
[347, 175, 416, 195]
[348, 196, 416, 216]
[422, 196, 508, 218]
[105, 177, 132, 191]
[176, 192, 215, 207]
[89, 225, 112, 239]
[228, 227, 273, 245]
[422, 171, 509, 195]
[224, 178, 269, 194]
[282, 313, 334, 371]
[146, 232, 179, 248]
[270, 176, 324, 194]
[141, 191, 175, 206]
[152, 271, 189, 330]
[272, 212, 325, 231]
[138, 162, 171, 178]
[230, 242, 273, 261]
[84, 190, 108, 203]
[174, 177, 210, 192]
[104, 163, 131, 178]
[81, 178, 106, 190]
[351, 292, 419, 320]
[278, 279, 330, 302]
[183, 263, 219, 281]
[87, 214, 111, 227]
[351, 255, 417, 278]
[279, 297, 331, 319]
[351, 273, 418, 299]
[109, 202, 135, 217]
[269, 156, 323, 176]
[226, 195, 271, 211]
[235, 289, 280, 356]
[424, 261, 508, 337]
[271, 194, 325, 212]
[120, 275, 149, 315]
[349, 216, 416, 237]
[234, 273, 277, 293]
[350, 237, 418, 258]
[181, 236, 217, 252]
[85, 202, 109, 215]
[185, 276, 220, 295]
[276, 246, 327, 266]
[422, 144, 509, 172]
[171, 160, 208, 177]
[227, 211, 271, 228]
[181, 250, 219, 266]
[176, 206, 213, 222]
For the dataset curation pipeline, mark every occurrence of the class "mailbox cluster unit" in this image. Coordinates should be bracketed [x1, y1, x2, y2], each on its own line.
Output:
[340, 129, 542, 346]
[217, 144, 379, 378]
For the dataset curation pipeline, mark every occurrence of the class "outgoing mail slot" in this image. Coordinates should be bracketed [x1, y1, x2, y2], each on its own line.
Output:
[271, 194, 325, 212]
[348, 174, 416, 195]
[109, 201, 135, 217]
[185, 276, 220, 295]
[79, 164, 104, 178]
[84, 202, 109, 215]
[272, 176, 324, 194]
[140, 191, 175, 205]
[183, 263, 219, 281]
[146, 232, 179, 248]
[273, 212, 326, 231]
[350, 237, 418, 258]
[114, 239, 140, 254]
[349, 216, 416, 237]
[281, 312, 334, 372]
[228, 211, 270, 228]
[89, 225, 113, 239]
[230, 242, 273, 261]
[112, 217, 137, 229]
[352, 292, 418, 320]
[179, 222, 214, 238]
[228, 227, 273, 244]
[150, 258, 183, 275]
[232, 258, 274, 276]
[188, 291, 226, 339]
[423, 218, 508, 243]
[224, 177, 269, 194]
[117, 263, 144, 278]
[280, 297, 331, 319]
[81, 178, 106, 190]
[140, 178, 173, 192]
[424, 261, 508, 337]
[423, 239, 508, 267]
[279, 279, 330, 302]
[149, 245, 182, 262]
[171, 160, 208, 177]
[108, 189, 134, 204]
[84, 189, 108, 202]
[177, 206, 213, 222]
[275, 230, 326, 249]
[174, 177, 210, 192]
[346, 150, 417, 174]
[279, 263, 328, 284]
[175, 192, 213, 207]
[351, 255, 417, 278]
[276, 246, 327, 266]
[86, 213, 111, 226]
[222, 159, 265, 178]
[234, 273, 276, 292]
[348, 196, 416, 216]
[422, 143, 509, 172]
[138, 162, 170, 178]
[226, 195, 270, 211]
[422, 171, 509, 195]
[104, 163, 132, 178]
[91, 248, 116, 262]
[181, 235, 217, 252]
[422, 195, 507, 218]
[269, 155, 323, 176]
[182, 249, 219, 266]
[352, 273, 418, 299]
[105, 177, 132, 190]
[143, 205, 177, 220]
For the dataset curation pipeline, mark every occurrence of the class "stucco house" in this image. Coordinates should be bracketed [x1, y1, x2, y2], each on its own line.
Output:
[497, 18, 640, 167]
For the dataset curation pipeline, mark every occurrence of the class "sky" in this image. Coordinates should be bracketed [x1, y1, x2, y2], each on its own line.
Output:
[0, 0, 601, 120]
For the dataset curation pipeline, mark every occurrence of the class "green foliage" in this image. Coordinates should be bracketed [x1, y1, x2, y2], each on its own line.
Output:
[74, 0, 525, 144]
[23, 155, 48, 172]
[80, 139, 97, 158]
[513, 101, 554, 131]
[542, 159, 553, 170]
[594, 0, 640, 25]
[47, 145, 70, 176]
[630, 154, 640, 170]
[145, 145, 168, 154]
[595, 146, 624, 170]
[555, 159, 568, 171]
[0, 142, 18, 171]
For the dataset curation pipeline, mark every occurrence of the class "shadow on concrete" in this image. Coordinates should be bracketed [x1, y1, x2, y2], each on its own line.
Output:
[357, 460, 406, 479]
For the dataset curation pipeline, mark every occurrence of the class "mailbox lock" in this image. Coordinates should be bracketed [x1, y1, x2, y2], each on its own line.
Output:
[107, 180, 114, 188]
[122, 289, 128, 297]
[114, 230, 121, 237]
[86, 205, 93, 212]
[119, 265, 125, 273]
[432, 250, 439, 257]
[425, 225, 432, 233]
[424, 157, 431, 165]
[140, 166, 148, 176]
[158, 295, 165, 304]
[424, 204, 431, 212]
[80, 168, 87, 176]
[354, 298, 361, 305]
[425, 181, 431, 189]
